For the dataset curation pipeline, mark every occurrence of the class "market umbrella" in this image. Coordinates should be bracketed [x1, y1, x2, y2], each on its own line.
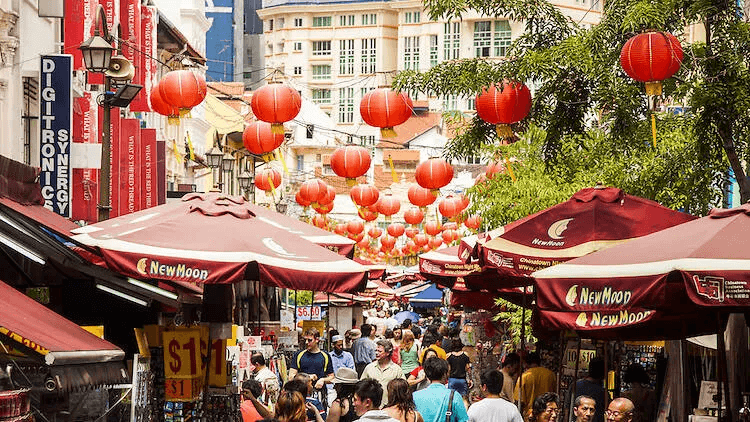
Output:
[393, 310, 421, 324]
[531, 203, 750, 339]
[71, 192, 367, 293]
[472, 186, 696, 290]
[409, 284, 444, 309]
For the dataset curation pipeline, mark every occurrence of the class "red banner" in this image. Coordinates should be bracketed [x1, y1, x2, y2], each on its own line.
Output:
[118, 119, 141, 215]
[71, 93, 100, 223]
[137, 5, 158, 112]
[141, 128, 157, 210]
[156, 141, 166, 205]
[108, 109, 122, 218]
[64, 0, 98, 71]
[120, 0, 144, 111]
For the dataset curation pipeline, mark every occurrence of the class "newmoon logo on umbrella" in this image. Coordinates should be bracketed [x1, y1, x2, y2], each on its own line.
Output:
[136, 258, 209, 281]
[564, 284, 633, 308]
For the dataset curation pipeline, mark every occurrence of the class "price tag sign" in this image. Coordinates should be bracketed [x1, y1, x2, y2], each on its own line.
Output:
[165, 377, 203, 401]
[208, 339, 227, 387]
[296, 306, 322, 321]
[163, 328, 203, 378]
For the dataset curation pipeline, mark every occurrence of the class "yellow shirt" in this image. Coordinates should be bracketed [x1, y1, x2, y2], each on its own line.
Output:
[419, 344, 447, 363]
[513, 366, 556, 420]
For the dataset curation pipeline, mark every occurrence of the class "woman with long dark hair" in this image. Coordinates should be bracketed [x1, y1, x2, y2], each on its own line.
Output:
[383, 379, 423, 422]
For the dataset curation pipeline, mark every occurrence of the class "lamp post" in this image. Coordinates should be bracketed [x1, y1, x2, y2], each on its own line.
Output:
[205, 139, 235, 192]
[80, 5, 141, 221]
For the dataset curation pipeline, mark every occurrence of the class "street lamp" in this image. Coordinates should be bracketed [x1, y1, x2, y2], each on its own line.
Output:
[80, 4, 140, 222]
[205, 139, 236, 192]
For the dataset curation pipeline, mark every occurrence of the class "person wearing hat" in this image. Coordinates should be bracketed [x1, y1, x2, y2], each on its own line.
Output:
[328, 368, 361, 422]
[332, 334, 356, 374]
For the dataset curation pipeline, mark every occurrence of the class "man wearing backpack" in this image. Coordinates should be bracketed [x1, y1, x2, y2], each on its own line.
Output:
[413, 357, 468, 422]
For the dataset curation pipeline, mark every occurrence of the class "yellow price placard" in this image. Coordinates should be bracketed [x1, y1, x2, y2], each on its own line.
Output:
[163, 328, 203, 378]
[208, 339, 227, 387]
[165, 377, 203, 401]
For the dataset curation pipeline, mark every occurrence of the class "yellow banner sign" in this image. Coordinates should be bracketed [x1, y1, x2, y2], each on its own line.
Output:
[163, 328, 203, 378]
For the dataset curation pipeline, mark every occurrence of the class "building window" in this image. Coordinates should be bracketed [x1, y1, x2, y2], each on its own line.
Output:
[361, 38, 376, 74]
[467, 98, 475, 110]
[339, 15, 355, 26]
[339, 39, 355, 75]
[297, 155, 305, 171]
[474, 21, 492, 57]
[316, 154, 322, 162]
[312, 41, 331, 56]
[312, 89, 332, 104]
[363, 135, 375, 146]
[442, 95, 458, 111]
[465, 155, 482, 164]
[22, 77, 38, 166]
[443, 21, 460, 61]
[293, 66, 302, 75]
[494, 20, 511, 57]
[269, 19, 274, 30]
[294, 18, 303, 27]
[294, 42, 302, 51]
[360, 86, 375, 98]
[312, 16, 332, 27]
[339, 87, 354, 123]
[312, 65, 331, 79]
[404, 36, 420, 71]
[429, 35, 438, 67]
[322, 164, 336, 175]
[405, 11, 421, 23]
[278, 17, 285, 28]
[362, 13, 377, 25]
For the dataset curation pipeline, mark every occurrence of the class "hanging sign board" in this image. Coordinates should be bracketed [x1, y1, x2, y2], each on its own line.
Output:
[296, 306, 322, 321]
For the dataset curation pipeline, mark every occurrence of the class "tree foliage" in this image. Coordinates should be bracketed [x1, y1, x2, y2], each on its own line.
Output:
[394, 0, 750, 224]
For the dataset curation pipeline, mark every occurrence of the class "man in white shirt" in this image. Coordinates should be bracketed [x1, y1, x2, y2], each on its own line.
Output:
[251, 353, 279, 408]
[468, 369, 523, 422]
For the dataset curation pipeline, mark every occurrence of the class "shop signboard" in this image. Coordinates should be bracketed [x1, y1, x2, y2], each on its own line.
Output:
[296, 306, 322, 321]
[562, 341, 597, 376]
[163, 327, 228, 391]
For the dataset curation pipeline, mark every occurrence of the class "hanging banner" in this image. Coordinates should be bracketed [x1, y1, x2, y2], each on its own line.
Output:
[39, 54, 73, 217]
[63, 0, 97, 70]
[120, 0, 144, 111]
[71, 92, 100, 223]
[141, 128, 156, 210]
[89, 0, 119, 85]
[156, 140, 166, 205]
[103, 107, 122, 217]
[135, 5, 158, 112]
[119, 119, 142, 215]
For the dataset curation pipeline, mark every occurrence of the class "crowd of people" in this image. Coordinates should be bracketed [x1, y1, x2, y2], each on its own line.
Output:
[239, 313, 652, 422]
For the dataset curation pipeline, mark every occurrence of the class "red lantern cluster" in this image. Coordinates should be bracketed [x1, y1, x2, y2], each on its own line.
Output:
[476, 81, 532, 140]
[387, 223, 405, 238]
[254, 168, 282, 192]
[347, 220, 365, 236]
[368, 227, 383, 238]
[464, 215, 482, 231]
[158, 70, 207, 116]
[424, 221, 442, 236]
[251, 82, 302, 134]
[415, 158, 454, 195]
[620, 31, 683, 96]
[331, 144, 372, 186]
[360, 88, 413, 138]
[299, 179, 329, 207]
[243, 121, 285, 162]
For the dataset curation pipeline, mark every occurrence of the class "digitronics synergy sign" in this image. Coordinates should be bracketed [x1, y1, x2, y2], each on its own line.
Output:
[39, 54, 73, 217]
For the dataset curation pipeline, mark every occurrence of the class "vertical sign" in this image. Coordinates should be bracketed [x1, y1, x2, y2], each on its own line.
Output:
[156, 140, 166, 205]
[104, 108, 122, 218]
[63, 0, 97, 70]
[140, 128, 156, 210]
[119, 119, 141, 215]
[71, 92, 100, 223]
[120, 0, 145, 111]
[140, 6, 158, 112]
[39, 55, 73, 217]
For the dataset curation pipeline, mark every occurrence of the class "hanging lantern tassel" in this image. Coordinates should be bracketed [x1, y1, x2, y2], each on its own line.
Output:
[388, 155, 398, 183]
[268, 172, 278, 200]
[275, 149, 289, 174]
[381, 127, 397, 138]
[172, 139, 183, 164]
[651, 113, 657, 147]
[179, 109, 192, 118]
[496, 124, 514, 139]
[167, 116, 180, 125]
[503, 155, 517, 182]
[645, 81, 663, 97]
[271, 123, 285, 135]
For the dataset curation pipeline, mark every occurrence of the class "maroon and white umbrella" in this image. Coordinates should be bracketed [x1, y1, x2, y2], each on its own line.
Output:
[72, 192, 367, 293]
[532, 203, 750, 339]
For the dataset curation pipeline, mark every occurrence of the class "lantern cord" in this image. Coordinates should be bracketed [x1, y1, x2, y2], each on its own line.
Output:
[651, 113, 657, 147]
[503, 155, 517, 182]
[276, 148, 289, 174]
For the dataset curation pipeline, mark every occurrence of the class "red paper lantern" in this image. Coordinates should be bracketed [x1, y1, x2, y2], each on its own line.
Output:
[350, 184, 380, 207]
[313, 202, 333, 214]
[377, 194, 401, 218]
[347, 220, 365, 235]
[414, 233, 429, 247]
[251, 82, 302, 134]
[295, 191, 311, 207]
[159, 70, 207, 115]
[299, 179, 328, 206]
[620, 31, 683, 96]
[368, 227, 383, 238]
[442, 229, 459, 243]
[331, 144, 372, 186]
[403, 207, 425, 226]
[486, 160, 506, 180]
[360, 88, 413, 138]
[405, 240, 417, 254]
[318, 185, 337, 206]
[428, 237, 443, 249]
[334, 223, 348, 236]
[312, 215, 328, 228]
[415, 158, 454, 195]
[254, 168, 282, 192]
[381, 235, 397, 249]
[358, 207, 378, 222]
[149, 82, 180, 124]
[464, 215, 482, 230]
[387, 223, 405, 238]
[458, 194, 470, 211]
[443, 222, 458, 231]
[425, 221, 442, 236]
[357, 239, 371, 250]
[475, 81, 532, 139]
[243, 121, 285, 162]
[408, 185, 437, 208]
[349, 232, 365, 242]
[439, 196, 462, 219]
[405, 228, 419, 238]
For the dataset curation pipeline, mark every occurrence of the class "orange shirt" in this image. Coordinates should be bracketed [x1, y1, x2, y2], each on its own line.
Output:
[241, 400, 263, 422]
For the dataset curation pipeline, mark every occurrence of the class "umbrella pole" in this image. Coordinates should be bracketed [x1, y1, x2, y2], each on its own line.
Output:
[294, 290, 298, 328]
[327, 293, 331, 351]
[257, 282, 261, 335]
[717, 314, 733, 422]
[518, 289, 526, 410]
